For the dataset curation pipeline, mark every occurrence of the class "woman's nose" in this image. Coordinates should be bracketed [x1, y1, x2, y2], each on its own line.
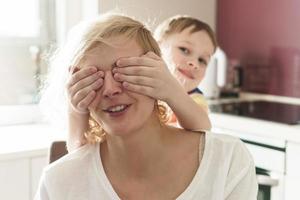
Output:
[102, 72, 122, 98]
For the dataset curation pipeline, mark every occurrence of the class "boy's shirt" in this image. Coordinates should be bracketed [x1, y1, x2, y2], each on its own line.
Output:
[188, 88, 209, 112]
[168, 88, 209, 123]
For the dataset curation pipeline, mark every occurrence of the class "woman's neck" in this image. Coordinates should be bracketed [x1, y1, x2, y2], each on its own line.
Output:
[100, 119, 174, 179]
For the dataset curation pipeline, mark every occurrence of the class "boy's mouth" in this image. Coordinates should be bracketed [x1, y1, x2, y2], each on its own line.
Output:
[178, 68, 194, 80]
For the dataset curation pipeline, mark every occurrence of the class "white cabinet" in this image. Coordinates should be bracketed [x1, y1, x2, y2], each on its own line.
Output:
[0, 158, 30, 200]
[0, 152, 48, 200]
[31, 156, 48, 198]
[285, 142, 300, 200]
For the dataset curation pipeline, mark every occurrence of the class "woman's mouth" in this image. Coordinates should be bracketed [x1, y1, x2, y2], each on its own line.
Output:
[178, 68, 194, 79]
[103, 104, 131, 116]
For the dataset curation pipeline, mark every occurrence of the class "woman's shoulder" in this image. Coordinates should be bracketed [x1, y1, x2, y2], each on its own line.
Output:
[206, 131, 243, 146]
[204, 132, 254, 166]
[177, 129, 253, 163]
[171, 127, 204, 145]
[43, 143, 97, 177]
[206, 132, 248, 149]
[36, 143, 103, 199]
[172, 128, 247, 150]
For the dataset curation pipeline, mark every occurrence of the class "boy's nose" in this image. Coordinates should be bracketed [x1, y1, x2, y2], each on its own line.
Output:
[102, 72, 122, 98]
[187, 59, 200, 70]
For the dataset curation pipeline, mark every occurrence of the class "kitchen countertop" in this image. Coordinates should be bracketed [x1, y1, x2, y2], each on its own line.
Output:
[1, 92, 299, 159]
[208, 92, 300, 145]
[212, 92, 300, 105]
[0, 123, 65, 161]
[209, 112, 300, 145]
[2, 115, 298, 160]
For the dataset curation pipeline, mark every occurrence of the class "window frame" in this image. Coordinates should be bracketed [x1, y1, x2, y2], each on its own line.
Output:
[0, 0, 56, 125]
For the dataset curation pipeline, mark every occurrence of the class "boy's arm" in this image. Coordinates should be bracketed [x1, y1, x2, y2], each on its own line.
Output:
[66, 66, 104, 152]
[67, 110, 89, 152]
[114, 51, 211, 131]
[166, 87, 211, 130]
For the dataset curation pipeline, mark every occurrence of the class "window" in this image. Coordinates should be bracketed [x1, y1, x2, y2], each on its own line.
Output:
[0, 0, 55, 105]
[0, 0, 40, 38]
[0, 0, 100, 126]
[0, 0, 55, 125]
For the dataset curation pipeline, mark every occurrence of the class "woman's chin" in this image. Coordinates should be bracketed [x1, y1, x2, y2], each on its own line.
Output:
[104, 125, 134, 137]
[104, 122, 147, 139]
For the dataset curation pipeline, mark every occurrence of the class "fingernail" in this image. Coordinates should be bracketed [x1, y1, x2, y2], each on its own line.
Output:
[90, 66, 97, 72]
[114, 73, 120, 80]
[97, 71, 104, 77]
[96, 79, 103, 85]
[71, 66, 80, 74]
[116, 60, 121, 66]
[123, 82, 129, 88]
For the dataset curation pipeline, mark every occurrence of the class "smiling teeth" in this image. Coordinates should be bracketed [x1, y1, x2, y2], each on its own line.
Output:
[108, 105, 126, 112]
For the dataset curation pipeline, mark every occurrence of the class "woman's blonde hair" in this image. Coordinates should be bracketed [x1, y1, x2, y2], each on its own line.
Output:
[40, 13, 169, 142]
[154, 15, 218, 53]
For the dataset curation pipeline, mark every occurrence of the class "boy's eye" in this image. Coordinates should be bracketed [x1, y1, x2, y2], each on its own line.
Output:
[198, 57, 207, 66]
[178, 47, 189, 54]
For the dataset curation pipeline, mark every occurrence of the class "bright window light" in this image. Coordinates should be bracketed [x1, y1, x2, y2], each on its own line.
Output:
[0, 0, 40, 37]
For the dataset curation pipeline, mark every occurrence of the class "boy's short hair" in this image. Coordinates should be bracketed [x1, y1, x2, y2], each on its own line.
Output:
[154, 15, 218, 52]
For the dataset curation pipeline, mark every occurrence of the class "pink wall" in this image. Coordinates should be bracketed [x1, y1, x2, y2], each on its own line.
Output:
[217, 0, 300, 97]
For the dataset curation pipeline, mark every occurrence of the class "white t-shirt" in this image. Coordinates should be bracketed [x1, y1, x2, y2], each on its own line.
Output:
[35, 133, 258, 200]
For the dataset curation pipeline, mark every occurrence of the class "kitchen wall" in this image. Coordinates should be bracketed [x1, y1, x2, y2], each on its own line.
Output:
[217, 0, 300, 98]
[99, 0, 217, 31]
[0, 0, 216, 105]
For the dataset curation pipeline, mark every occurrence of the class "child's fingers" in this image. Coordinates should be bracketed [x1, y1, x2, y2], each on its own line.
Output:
[122, 82, 155, 97]
[70, 71, 103, 96]
[67, 66, 102, 87]
[116, 56, 158, 68]
[68, 77, 103, 114]
[68, 65, 79, 73]
[70, 91, 96, 114]
[114, 73, 156, 87]
[143, 51, 161, 60]
[113, 66, 155, 77]
[71, 78, 103, 101]
[76, 90, 97, 110]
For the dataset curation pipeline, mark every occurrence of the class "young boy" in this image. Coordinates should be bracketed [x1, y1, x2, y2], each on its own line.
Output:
[66, 15, 217, 151]
[154, 15, 217, 120]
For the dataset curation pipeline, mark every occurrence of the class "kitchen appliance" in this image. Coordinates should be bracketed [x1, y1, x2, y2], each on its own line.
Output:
[199, 47, 227, 99]
[244, 139, 285, 200]
[209, 100, 300, 125]
[213, 127, 286, 200]
[210, 100, 300, 199]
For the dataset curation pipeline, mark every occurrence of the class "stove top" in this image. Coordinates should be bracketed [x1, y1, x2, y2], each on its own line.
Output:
[209, 100, 300, 125]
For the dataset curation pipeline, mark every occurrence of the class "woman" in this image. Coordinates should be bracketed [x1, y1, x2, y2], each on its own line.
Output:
[36, 13, 257, 200]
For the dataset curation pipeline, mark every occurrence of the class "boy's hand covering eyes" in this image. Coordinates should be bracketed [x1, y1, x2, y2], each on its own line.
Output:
[112, 51, 183, 102]
[66, 66, 104, 114]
